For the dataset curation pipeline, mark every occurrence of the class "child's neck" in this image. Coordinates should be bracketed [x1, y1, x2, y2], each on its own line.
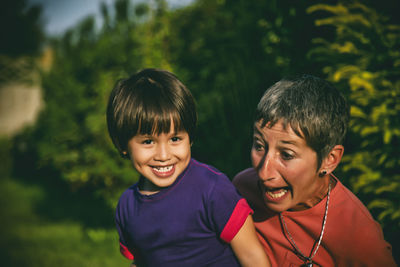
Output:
[138, 178, 162, 195]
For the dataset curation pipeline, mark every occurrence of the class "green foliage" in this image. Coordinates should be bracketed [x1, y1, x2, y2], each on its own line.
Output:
[0, 0, 44, 84]
[0, 0, 44, 57]
[23, 0, 321, 204]
[0, 138, 12, 177]
[0, 177, 126, 267]
[307, 1, 400, 231]
[16, 2, 399, 259]
[168, 0, 318, 176]
[23, 0, 172, 207]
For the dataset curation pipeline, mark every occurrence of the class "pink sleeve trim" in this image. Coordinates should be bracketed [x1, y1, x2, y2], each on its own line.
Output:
[220, 198, 253, 243]
[120, 242, 134, 260]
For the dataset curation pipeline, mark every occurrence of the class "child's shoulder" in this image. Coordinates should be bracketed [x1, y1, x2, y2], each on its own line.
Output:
[189, 159, 243, 204]
[190, 158, 232, 181]
[117, 183, 137, 206]
[189, 158, 232, 186]
[191, 159, 224, 176]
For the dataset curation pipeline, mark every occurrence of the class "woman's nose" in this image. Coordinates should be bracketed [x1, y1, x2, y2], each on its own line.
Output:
[257, 154, 277, 182]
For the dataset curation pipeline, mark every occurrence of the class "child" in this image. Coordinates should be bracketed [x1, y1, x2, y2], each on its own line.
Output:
[106, 68, 270, 267]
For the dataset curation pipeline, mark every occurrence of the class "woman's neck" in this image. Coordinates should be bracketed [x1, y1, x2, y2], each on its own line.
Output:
[289, 176, 336, 212]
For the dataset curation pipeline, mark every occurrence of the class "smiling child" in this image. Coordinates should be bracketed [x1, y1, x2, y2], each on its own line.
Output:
[106, 68, 270, 267]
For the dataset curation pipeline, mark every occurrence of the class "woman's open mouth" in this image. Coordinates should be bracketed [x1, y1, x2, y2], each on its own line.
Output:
[262, 185, 290, 202]
[267, 188, 288, 198]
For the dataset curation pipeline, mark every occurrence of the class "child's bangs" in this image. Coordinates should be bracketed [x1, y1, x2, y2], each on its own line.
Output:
[136, 108, 184, 136]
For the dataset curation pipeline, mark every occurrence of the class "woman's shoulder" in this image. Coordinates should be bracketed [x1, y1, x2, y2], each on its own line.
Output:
[329, 179, 396, 266]
[232, 168, 260, 200]
[332, 179, 377, 223]
[233, 168, 258, 189]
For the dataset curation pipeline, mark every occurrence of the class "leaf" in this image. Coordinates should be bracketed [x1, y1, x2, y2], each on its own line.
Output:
[360, 126, 379, 136]
[349, 76, 375, 93]
[350, 105, 366, 118]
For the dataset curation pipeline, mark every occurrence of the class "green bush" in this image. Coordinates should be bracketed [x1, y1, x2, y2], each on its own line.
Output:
[17, 2, 399, 260]
[20, 0, 173, 207]
[307, 1, 400, 253]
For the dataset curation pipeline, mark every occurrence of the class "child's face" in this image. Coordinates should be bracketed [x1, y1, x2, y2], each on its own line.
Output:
[127, 123, 191, 194]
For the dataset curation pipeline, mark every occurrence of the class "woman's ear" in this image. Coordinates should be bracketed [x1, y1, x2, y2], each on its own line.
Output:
[320, 145, 344, 175]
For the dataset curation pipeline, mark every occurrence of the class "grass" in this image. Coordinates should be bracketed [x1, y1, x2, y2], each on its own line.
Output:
[0, 174, 129, 267]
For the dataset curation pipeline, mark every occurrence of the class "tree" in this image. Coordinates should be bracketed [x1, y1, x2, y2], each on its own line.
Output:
[0, 0, 44, 57]
[307, 1, 400, 257]
[21, 0, 171, 207]
[0, 0, 45, 84]
[168, 0, 320, 177]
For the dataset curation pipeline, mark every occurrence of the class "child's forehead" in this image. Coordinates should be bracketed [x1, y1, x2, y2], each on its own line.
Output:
[136, 118, 185, 134]
[135, 129, 187, 137]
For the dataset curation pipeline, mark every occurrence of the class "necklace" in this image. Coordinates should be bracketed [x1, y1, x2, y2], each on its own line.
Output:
[279, 180, 331, 267]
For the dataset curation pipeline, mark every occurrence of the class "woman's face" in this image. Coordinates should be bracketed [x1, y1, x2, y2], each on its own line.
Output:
[251, 120, 326, 212]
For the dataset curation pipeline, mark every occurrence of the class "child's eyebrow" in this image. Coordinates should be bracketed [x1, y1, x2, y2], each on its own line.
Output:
[173, 130, 187, 134]
[136, 134, 153, 138]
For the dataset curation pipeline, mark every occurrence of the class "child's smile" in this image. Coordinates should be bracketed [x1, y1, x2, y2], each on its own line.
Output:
[151, 165, 175, 177]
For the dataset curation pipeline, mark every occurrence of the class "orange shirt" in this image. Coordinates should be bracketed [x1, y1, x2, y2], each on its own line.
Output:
[234, 168, 396, 267]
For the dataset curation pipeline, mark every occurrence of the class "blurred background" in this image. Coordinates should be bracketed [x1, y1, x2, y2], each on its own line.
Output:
[0, 0, 399, 266]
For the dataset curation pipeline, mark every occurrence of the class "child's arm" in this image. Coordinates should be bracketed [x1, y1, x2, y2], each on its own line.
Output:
[230, 215, 271, 267]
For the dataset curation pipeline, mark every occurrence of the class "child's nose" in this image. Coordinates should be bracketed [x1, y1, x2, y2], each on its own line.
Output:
[154, 143, 170, 161]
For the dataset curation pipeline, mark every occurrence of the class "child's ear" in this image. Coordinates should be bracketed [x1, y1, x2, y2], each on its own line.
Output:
[121, 151, 129, 159]
[320, 145, 344, 175]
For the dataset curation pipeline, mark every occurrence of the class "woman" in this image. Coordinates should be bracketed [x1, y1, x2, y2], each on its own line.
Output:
[233, 75, 396, 266]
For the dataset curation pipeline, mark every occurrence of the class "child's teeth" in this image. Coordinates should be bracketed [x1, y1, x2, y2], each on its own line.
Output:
[154, 166, 173, 172]
[267, 189, 288, 198]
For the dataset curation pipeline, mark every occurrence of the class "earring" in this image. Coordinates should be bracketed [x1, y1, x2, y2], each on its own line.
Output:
[319, 170, 327, 177]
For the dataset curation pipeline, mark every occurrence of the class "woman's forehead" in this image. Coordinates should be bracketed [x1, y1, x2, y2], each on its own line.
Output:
[254, 119, 304, 137]
[254, 120, 310, 150]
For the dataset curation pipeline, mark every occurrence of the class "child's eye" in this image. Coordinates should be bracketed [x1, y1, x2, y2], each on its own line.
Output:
[171, 136, 181, 142]
[142, 139, 153, 145]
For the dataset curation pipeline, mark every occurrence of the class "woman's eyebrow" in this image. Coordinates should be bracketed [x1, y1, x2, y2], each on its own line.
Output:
[253, 126, 263, 135]
[280, 140, 299, 146]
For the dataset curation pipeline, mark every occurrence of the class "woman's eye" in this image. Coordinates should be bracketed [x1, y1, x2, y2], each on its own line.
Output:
[281, 151, 294, 160]
[253, 141, 264, 151]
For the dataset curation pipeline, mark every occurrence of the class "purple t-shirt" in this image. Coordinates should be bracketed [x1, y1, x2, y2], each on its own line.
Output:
[115, 158, 252, 266]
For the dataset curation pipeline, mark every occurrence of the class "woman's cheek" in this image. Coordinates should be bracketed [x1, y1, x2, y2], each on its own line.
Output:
[251, 150, 260, 167]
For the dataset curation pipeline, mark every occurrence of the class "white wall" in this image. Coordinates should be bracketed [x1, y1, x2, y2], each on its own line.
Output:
[0, 84, 43, 137]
